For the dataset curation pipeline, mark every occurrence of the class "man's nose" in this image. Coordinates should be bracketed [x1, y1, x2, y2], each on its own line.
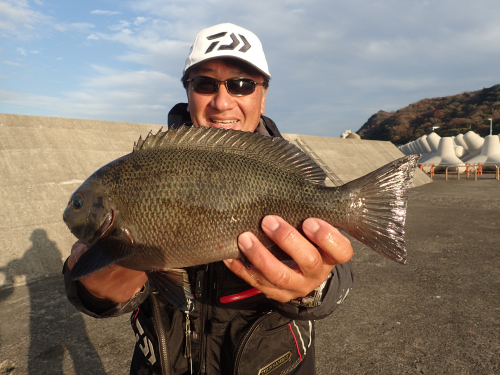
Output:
[211, 82, 236, 111]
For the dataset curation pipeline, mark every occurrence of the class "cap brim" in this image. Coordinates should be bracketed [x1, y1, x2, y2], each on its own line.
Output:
[184, 56, 270, 80]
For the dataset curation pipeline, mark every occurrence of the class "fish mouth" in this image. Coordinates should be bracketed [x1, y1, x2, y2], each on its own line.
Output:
[86, 209, 114, 247]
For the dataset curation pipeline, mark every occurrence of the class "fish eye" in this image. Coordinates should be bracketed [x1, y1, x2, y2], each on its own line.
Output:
[72, 197, 84, 210]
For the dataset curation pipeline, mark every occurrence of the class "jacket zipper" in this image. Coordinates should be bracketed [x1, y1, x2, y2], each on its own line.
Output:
[184, 299, 193, 374]
[200, 264, 213, 374]
[150, 293, 171, 375]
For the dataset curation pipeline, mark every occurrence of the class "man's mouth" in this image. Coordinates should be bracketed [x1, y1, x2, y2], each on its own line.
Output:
[210, 119, 239, 127]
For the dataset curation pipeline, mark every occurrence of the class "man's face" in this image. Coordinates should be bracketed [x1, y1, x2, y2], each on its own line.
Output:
[186, 59, 267, 133]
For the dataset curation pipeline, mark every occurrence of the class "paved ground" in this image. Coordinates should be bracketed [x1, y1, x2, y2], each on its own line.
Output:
[1, 174, 499, 374]
[316, 174, 500, 375]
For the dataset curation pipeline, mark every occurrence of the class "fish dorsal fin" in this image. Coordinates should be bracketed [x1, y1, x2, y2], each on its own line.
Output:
[133, 125, 327, 184]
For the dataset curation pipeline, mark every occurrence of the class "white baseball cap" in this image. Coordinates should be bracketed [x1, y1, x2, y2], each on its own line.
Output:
[183, 23, 271, 79]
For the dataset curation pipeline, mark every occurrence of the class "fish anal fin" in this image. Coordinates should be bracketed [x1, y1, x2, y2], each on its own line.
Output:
[147, 269, 193, 311]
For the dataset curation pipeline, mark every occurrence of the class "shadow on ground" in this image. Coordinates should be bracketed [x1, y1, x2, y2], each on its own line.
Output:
[0, 229, 131, 375]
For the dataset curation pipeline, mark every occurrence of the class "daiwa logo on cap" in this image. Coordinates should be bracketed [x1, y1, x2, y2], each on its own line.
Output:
[205, 32, 251, 54]
[183, 23, 270, 79]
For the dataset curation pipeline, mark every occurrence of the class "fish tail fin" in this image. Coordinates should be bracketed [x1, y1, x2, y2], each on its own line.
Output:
[338, 154, 420, 264]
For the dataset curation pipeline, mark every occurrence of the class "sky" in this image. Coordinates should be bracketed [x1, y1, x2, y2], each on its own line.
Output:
[1, 0, 499, 137]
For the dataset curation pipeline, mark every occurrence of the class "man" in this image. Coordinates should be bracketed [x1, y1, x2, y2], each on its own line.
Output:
[65, 23, 354, 375]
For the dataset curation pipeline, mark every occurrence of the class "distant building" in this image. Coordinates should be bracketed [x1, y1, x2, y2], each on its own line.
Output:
[341, 130, 352, 138]
[341, 130, 361, 139]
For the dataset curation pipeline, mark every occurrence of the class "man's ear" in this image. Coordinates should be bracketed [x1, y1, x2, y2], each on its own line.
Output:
[185, 82, 190, 112]
[260, 87, 267, 115]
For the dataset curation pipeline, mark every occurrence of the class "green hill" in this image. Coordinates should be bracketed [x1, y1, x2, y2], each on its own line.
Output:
[357, 84, 500, 144]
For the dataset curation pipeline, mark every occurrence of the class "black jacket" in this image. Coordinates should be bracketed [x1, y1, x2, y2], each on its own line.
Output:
[64, 105, 354, 374]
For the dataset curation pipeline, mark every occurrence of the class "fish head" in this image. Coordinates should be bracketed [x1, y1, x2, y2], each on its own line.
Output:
[63, 179, 114, 246]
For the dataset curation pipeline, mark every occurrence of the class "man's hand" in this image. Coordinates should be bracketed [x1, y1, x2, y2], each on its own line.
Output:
[67, 241, 148, 303]
[223, 215, 353, 303]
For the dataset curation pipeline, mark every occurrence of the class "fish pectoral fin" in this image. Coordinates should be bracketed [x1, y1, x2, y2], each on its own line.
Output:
[237, 253, 252, 270]
[147, 269, 193, 311]
[236, 243, 293, 270]
[70, 237, 135, 280]
[113, 226, 136, 244]
[266, 243, 293, 261]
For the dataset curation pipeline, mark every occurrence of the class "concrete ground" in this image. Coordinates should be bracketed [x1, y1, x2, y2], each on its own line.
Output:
[1, 174, 499, 375]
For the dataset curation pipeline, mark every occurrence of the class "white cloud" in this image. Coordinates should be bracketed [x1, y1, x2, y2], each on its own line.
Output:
[349, 76, 441, 92]
[15, 47, 39, 55]
[54, 24, 66, 32]
[134, 17, 147, 26]
[90, 10, 121, 16]
[0, 0, 52, 38]
[3, 60, 21, 66]
[68, 22, 95, 33]
[82, 65, 177, 94]
[87, 34, 99, 40]
[0, 66, 184, 124]
[109, 20, 131, 31]
[54, 22, 95, 33]
[89, 18, 190, 72]
[0, 89, 61, 109]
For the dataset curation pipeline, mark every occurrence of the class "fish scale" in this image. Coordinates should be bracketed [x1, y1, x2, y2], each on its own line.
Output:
[118, 149, 311, 260]
[63, 125, 419, 310]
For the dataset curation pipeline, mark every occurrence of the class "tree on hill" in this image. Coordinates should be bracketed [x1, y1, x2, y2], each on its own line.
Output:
[357, 84, 500, 144]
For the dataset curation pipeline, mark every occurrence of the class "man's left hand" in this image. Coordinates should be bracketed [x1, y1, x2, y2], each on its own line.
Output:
[223, 215, 353, 303]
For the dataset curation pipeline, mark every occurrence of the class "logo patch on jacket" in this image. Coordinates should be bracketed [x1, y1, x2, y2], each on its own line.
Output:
[134, 319, 157, 365]
[258, 351, 292, 375]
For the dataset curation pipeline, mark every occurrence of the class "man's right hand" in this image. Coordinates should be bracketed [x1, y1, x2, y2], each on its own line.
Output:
[68, 241, 148, 303]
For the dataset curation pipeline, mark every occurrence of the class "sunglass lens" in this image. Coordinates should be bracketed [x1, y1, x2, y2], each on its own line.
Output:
[192, 77, 218, 94]
[227, 79, 255, 95]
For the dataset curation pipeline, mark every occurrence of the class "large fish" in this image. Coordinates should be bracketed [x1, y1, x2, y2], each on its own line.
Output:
[64, 125, 418, 310]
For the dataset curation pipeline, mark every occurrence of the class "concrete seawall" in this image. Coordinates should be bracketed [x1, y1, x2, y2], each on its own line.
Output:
[282, 133, 430, 187]
[0, 113, 430, 289]
[0, 113, 163, 288]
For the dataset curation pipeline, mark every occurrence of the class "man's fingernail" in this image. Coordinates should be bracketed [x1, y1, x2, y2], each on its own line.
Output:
[262, 216, 279, 232]
[303, 218, 320, 234]
[223, 259, 233, 266]
[238, 233, 253, 251]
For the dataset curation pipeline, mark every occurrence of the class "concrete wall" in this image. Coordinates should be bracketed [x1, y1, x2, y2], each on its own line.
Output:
[0, 113, 163, 288]
[0, 113, 430, 288]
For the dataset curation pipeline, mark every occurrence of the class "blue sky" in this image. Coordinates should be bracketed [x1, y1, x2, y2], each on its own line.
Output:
[1, 0, 500, 137]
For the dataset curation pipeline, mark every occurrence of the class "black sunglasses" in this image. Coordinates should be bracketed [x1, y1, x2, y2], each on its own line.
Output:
[186, 76, 266, 96]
